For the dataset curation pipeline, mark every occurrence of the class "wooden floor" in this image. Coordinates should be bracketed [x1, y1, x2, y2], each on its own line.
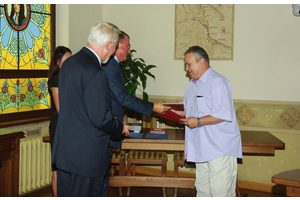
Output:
[23, 185, 286, 197]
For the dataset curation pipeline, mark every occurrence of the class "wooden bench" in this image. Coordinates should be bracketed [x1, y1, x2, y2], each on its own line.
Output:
[272, 169, 300, 197]
[109, 176, 195, 196]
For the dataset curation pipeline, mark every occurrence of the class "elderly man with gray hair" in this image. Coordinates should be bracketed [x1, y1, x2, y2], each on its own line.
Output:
[51, 21, 130, 197]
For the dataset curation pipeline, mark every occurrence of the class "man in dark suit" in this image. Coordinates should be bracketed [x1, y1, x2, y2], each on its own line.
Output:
[101, 31, 170, 196]
[51, 21, 130, 197]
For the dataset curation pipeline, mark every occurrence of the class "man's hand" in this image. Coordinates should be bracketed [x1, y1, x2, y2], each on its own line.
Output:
[180, 117, 198, 128]
[153, 101, 170, 113]
[122, 124, 134, 136]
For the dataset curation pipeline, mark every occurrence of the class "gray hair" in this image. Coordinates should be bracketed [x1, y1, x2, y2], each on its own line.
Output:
[184, 46, 210, 65]
[87, 21, 120, 47]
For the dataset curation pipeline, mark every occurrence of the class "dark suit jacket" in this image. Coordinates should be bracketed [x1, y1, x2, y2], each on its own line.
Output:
[51, 47, 123, 177]
[102, 56, 153, 148]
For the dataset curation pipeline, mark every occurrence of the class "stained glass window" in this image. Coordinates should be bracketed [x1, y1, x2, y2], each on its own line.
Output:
[0, 78, 49, 113]
[0, 4, 55, 123]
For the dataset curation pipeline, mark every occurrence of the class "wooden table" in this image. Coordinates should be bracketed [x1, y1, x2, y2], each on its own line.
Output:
[108, 129, 285, 192]
[120, 129, 285, 154]
[272, 169, 300, 197]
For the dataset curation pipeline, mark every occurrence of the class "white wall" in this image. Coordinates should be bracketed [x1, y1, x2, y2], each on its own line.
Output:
[56, 4, 103, 53]
[57, 4, 300, 102]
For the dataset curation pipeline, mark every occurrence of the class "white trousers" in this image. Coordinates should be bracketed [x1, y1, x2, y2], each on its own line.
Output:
[195, 155, 237, 197]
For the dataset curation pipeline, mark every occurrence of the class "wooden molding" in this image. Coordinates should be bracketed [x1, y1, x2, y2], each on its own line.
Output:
[237, 180, 286, 195]
[0, 115, 51, 128]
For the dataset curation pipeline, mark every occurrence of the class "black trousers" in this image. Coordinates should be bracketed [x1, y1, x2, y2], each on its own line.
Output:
[102, 147, 112, 197]
[57, 169, 105, 197]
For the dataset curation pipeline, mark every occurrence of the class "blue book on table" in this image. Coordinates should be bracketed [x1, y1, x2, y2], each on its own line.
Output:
[146, 133, 168, 139]
[127, 132, 144, 139]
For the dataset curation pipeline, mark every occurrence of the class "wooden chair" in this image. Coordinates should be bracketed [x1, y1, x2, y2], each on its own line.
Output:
[126, 150, 168, 197]
[110, 149, 126, 196]
[173, 151, 195, 197]
[272, 169, 300, 197]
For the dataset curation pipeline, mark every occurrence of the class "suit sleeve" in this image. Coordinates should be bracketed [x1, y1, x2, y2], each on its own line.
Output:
[105, 62, 153, 116]
[84, 70, 123, 140]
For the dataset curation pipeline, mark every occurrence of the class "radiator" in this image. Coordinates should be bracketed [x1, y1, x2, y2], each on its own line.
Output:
[19, 136, 52, 195]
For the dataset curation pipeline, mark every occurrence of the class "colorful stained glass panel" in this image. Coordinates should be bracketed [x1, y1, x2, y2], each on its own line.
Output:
[0, 4, 53, 118]
[0, 78, 50, 114]
[0, 4, 52, 70]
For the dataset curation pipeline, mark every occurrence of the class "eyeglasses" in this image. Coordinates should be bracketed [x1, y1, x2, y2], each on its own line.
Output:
[122, 42, 131, 49]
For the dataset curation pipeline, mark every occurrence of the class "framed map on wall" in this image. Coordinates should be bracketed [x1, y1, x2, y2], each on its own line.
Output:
[0, 4, 55, 124]
[175, 4, 234, 60]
